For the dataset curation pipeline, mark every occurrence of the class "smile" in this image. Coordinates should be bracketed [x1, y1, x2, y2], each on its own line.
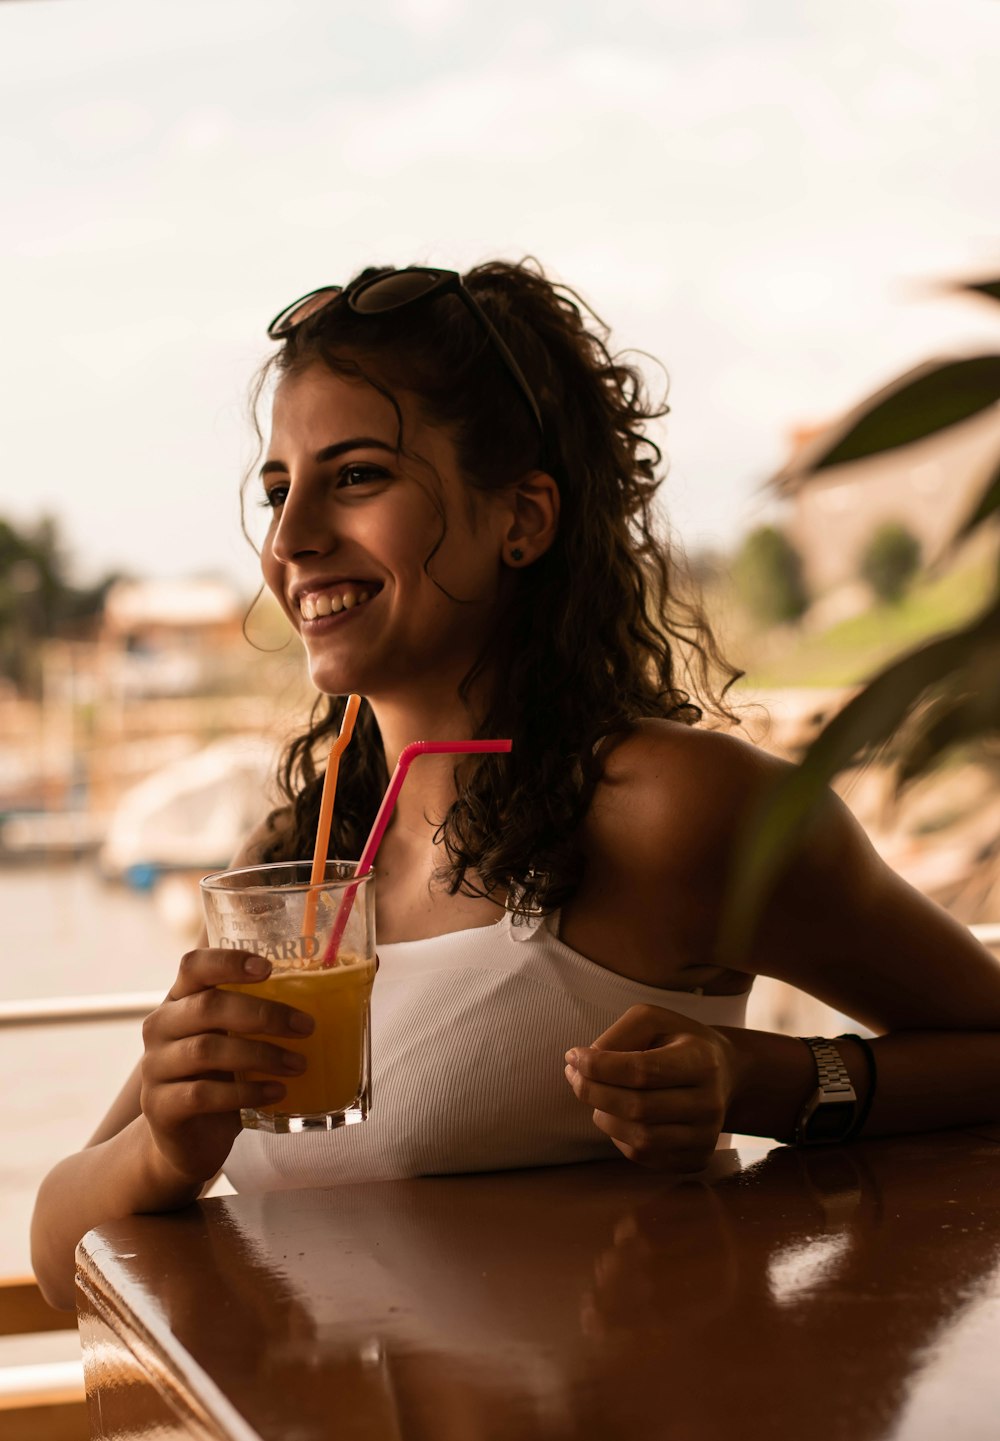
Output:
[296, 583, 381, 622]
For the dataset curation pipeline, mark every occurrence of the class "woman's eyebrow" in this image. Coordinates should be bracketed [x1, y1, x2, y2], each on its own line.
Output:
[259, 437, 397, 478]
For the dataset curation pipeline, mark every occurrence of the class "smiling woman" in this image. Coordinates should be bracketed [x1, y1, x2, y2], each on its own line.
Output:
[31, 258, 1000, 1310]
[256, 367, 529, 709]
[245, 260, 738, 903]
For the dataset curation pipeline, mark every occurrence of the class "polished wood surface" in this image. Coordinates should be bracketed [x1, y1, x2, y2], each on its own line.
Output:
[77, 1127, 1000, 1441]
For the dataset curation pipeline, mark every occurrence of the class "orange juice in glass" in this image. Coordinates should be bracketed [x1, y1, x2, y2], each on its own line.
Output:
[200, 860, 375, 1132]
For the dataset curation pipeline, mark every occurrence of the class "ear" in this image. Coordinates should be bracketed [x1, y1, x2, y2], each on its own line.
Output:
[500, 471, 560, 568]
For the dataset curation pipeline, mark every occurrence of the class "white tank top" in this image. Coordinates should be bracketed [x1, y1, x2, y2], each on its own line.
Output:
[223, 907, 751, 1192]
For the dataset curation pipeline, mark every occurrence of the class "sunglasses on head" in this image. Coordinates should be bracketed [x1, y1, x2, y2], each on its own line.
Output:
[266, 266, 545, 444]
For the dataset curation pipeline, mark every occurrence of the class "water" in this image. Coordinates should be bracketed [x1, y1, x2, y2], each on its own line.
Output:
[0, 863, 189, 1001]
[0, 862, 197, 1275]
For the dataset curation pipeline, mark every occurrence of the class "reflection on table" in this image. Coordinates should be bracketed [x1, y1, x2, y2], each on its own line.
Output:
[77, 1126, 1000, 1441]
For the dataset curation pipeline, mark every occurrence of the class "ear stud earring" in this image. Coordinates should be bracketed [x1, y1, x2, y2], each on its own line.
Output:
[510, 547, 524, 563]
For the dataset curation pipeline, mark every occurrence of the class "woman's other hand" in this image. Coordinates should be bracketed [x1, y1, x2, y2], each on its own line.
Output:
[564, 1005, 743, 1171]
[138, 949, 315, 1187]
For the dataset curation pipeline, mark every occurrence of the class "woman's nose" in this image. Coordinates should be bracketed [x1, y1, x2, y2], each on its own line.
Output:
[269, 481, 334, 564]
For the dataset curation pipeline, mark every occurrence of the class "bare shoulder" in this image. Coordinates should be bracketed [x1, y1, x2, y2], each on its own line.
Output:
[584, 716, 879, 914]
[575, 719, 1000, 1031]
[560, 720, 785, 989]
[587, 719, 783, 871]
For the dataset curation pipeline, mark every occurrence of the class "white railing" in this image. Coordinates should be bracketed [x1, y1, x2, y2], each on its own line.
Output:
[2, 926, 998, 1030]
[0, 1358, 85, 1405]
[0, 990, 163, 1027]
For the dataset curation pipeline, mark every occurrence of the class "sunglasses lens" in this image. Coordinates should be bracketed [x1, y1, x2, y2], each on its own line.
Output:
[268, 287, 342, 338]
[350, 270, 443, 314]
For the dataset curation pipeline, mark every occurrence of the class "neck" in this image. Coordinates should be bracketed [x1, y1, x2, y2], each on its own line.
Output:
[366, 689, 491, 841]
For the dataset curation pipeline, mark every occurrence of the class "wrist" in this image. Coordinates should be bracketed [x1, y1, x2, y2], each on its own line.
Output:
[715, 1025, 818, 1142]
[714, 1024, 752, 1116]
[132, 1121, 208, 1211]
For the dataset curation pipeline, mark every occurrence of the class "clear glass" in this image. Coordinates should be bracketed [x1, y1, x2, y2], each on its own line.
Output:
[200, 860, 375, 1134]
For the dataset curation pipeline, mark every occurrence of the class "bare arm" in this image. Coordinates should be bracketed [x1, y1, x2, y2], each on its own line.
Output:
[33, 924, 215, 1312]
[715, 766, 1000, 1141]
[31, 1041, 210, 1311]
[567, 723, 1000, 1161]
[32, 1109, 212, 1311]
[31, 817, 290, 1311]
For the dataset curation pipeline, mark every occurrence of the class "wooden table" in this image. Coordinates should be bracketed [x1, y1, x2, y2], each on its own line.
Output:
[76, 1127, 1000, 1441]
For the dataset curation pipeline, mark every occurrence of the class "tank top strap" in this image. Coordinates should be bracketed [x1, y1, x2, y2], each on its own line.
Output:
[504, 900, 559, 943]
[503, 868, 551, 934]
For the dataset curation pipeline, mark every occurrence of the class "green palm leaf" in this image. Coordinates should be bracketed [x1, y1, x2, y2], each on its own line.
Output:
[896, 639, 1000, 785]
[772, 356, 1000, 491]
[718, 605, 999, 963]
[957, 278, 1000, 306]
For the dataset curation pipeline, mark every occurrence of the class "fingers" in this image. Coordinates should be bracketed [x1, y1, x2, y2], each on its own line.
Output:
[167, 948, 275, 1002]
[587, 1003, 709, 1054]
[566, 1034, 706, 1090]
[143, 1034, 308, 1088]
[588, 1107, 718, 1170]
[564, 1064, 708, 1126]
[564, 1024, 728, 1173]
[156, 988, 314, 1044]
[136, 949, 317, 1182]
[147, 977, 314, 1048]
[144, 1077, 288, 1126]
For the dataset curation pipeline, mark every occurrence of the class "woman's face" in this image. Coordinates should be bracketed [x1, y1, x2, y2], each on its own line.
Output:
[260, 363, 512, 702]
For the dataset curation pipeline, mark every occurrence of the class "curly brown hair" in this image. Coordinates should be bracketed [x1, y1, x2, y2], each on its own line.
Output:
[246, 258, 743, 915]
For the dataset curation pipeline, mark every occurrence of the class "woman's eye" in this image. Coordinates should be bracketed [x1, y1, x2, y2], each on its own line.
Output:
[258, 465, 385, 511]
[338, 463, 387, 488]
[260, 484, 289, 511]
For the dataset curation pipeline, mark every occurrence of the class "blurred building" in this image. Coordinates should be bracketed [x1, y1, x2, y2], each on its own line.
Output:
[773, 378, 1000, 596]
[101, 577, 244, 697]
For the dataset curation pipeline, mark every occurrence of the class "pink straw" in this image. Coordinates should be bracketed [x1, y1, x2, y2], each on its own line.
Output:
[322, 739, 513, 966]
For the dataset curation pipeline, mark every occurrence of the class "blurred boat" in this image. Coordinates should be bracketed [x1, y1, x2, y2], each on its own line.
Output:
[100, 735, 278, 885]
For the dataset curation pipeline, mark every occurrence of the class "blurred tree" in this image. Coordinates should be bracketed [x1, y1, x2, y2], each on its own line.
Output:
[733, 525, 809, 625]
[0, 513, 119, 693]
[860, 521, 922, 603]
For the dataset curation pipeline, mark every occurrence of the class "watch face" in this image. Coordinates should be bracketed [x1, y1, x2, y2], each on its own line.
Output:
[805, 1100, 856, 1144]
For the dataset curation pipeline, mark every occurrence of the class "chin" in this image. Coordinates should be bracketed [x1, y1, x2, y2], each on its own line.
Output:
[305, 653, 378, 698]
[308, 666, 357, 697]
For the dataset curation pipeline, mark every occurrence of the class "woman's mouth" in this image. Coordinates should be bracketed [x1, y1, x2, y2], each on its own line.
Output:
[297, 582, 381, 625]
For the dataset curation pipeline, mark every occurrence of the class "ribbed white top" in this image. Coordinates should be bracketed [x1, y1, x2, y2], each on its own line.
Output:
[223, 908, 751, 1192]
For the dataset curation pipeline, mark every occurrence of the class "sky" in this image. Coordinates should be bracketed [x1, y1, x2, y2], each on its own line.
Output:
[1, 0, 998, 593]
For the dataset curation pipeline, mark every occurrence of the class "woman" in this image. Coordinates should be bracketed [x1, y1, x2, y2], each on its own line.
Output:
[32, 261, 1000, 1309]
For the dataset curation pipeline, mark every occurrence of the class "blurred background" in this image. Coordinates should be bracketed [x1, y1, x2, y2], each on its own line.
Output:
[2, 0, 999, 1327]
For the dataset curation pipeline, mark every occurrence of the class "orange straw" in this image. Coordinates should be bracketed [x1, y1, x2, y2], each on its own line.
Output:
[303, 693, 362, 938]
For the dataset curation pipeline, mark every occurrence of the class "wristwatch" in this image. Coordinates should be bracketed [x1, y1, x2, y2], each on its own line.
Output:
[794, 1037, 858, 1145]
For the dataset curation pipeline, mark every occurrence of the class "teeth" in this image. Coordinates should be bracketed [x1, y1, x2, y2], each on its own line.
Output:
[298, 586, 376, 620]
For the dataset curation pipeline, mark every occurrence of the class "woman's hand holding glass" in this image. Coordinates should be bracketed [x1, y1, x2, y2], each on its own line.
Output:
[564, 1005, 740, 1172]
[138, 949, 315, 1186]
